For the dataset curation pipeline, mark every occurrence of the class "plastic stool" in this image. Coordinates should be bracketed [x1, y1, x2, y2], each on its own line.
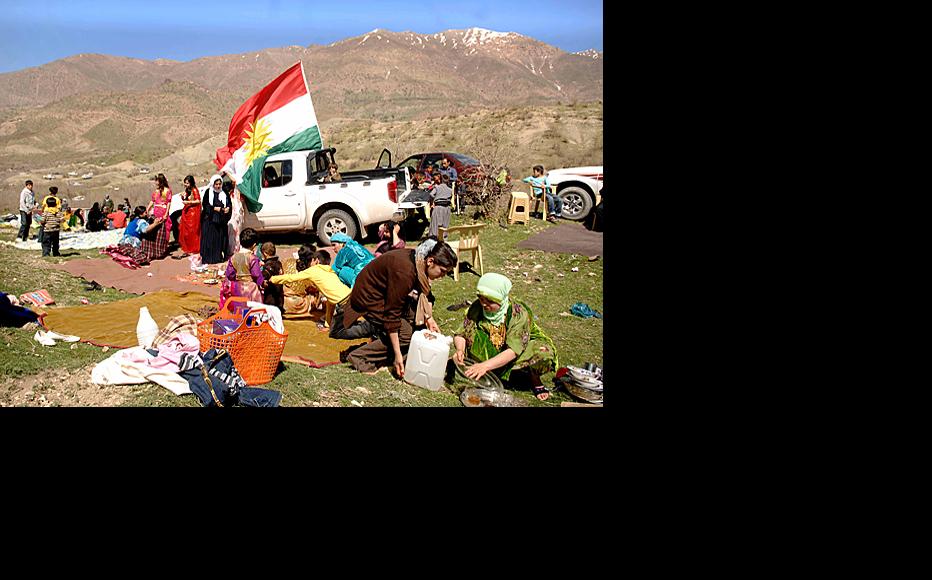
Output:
[508, 192, 530, 225]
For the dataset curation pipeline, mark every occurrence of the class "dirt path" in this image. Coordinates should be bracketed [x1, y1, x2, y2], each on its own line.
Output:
[0, 364, 132, 407]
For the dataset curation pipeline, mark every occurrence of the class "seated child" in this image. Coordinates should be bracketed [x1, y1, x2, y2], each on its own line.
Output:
[260, 242, 285, 311]
[218, 228, 264, 309]
[271, 249, 350, 328]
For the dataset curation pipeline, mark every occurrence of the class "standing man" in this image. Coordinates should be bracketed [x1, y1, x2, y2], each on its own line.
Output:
[329, 241, 458, 377]
[438, 158, 459, 213]
[18, 180, 35, 242]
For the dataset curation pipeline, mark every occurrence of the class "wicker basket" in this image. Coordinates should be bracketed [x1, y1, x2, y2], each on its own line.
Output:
[197, 297, 288, 385]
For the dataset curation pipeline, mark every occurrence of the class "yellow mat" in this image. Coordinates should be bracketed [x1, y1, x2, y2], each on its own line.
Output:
[41, 290, 364, 367]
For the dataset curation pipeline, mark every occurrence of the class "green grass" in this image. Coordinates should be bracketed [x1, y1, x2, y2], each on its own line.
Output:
[0, 213, 602, 406]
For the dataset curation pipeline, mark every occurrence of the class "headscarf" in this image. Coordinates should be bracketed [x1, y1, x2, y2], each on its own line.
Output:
[330, 232, 352, 246]
[415, 238, 437, 260]
[476, 273, 512, 326]
[208, 174, 227, 206]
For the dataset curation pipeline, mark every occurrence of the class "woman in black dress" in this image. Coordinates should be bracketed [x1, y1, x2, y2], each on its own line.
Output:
[200, 174, 232, 264]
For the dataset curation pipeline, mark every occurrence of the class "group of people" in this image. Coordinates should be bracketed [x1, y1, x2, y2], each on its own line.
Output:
[103, 173, 234, 267]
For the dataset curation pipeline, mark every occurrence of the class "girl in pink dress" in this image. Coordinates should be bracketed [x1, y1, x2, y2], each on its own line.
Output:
[146, 173, 173, 239]
[219, 228, 265, 309]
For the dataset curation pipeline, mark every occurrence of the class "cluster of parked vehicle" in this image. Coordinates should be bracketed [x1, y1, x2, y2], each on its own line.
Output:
[218, 146, 602, 245]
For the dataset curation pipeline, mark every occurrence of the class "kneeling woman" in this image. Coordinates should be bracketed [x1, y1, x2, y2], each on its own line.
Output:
[453, 273, 559, 401]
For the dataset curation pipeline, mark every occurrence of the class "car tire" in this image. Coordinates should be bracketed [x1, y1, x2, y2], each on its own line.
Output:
[316, 209, 357, 246]
[558, 186, 594, 221]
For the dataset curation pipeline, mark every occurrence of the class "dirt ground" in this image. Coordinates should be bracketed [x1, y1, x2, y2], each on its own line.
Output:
[0, 364, 132, 407]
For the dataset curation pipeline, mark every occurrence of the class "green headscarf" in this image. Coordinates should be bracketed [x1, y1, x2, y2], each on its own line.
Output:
[476, 273, 512, 326]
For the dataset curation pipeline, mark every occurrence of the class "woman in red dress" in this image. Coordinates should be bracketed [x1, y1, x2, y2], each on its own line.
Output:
[146, 173, 173, 240]
[179, 175, 201, 255]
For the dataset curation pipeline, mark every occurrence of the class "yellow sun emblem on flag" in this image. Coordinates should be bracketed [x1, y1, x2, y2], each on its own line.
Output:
[244, 118, 273, 166]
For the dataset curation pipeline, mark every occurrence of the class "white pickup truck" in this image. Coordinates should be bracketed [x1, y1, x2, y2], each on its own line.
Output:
[548, 166, 604, 221]
[232, 147, 411, 245]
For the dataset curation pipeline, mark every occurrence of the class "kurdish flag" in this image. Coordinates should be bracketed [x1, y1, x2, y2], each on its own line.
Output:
[214, 62, 322, 213]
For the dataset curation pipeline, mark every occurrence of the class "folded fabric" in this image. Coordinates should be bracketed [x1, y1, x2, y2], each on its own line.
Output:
[91, 346, 192, 395]
[245, 301, 284, 334]
[570, 302, 603, 319]
[151, 314, 200, 348]
[147, 333, 200, 371]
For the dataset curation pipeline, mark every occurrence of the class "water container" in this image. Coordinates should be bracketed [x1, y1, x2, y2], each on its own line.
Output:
[404, 329, 453, 391]
[136, 306, 159, 349]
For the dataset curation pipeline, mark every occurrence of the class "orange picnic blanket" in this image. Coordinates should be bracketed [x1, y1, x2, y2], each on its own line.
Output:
[41, 290, 363, 367]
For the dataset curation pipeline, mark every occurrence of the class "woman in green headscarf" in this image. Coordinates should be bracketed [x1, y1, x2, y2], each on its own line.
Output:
[453, 273, 559, 401]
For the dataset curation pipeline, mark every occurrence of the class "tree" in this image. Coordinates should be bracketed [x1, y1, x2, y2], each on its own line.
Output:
[462, 121, 516, 222]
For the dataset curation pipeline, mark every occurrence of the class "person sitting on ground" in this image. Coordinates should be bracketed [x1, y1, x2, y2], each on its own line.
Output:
[86, 202, 106, 232]
[522, 164, 563, 223]
[428, 172, 453, 239]
[276, 244, 320, 316]
[330, 232, 375, 288]
[271, 249, 351, 328]
[107, 204, 128, 229]
[119, 206, 150, 248]
[452, 273, 559, 401]
[39, 196, 63, 257]
[0, 291, 40, 328]
[61, 206, 75, 232]
[374, 220, 406, 257]
[67, 207, 85, 231]
[329, 240, 457, 377]
[318, 163, 342, 183]
[219, 227, 264, 308]
[260, 242, 284, 311]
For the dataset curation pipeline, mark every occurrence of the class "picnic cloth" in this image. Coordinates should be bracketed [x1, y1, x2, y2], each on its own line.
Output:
[516, 222, 603, 257]
[0, 228, 126, 251]
[41, 290, 364, 368]
[49, 245, 311, 295]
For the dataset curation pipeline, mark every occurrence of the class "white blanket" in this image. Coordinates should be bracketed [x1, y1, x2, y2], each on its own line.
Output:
[0, 228, 126, 251]
[91, 346, 192, 396]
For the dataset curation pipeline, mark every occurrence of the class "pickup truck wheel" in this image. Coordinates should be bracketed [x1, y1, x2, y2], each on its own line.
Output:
[558, 186, 594, 221]
[316, 209, 358, 246]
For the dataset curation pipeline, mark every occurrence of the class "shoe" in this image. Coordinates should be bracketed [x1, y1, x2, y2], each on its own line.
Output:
[33, 330, 56, 347]
[546, 216, 557, 223]
[44, 330, 80, 342]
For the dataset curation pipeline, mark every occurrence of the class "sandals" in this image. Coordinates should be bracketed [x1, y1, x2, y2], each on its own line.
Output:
[531, 385, 550, 401]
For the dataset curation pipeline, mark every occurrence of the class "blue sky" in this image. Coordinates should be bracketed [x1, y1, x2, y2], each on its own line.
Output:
[0, 0, 603, 73]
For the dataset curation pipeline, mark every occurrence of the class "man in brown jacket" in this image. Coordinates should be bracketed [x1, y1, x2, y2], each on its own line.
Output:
[330, 240, 458, 377]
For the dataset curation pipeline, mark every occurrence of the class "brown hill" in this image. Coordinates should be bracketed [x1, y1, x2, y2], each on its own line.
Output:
[0, 28, 601, 119]
[0, 101, 602, 212]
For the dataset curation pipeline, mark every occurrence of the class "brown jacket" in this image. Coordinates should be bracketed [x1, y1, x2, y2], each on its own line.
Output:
[342, 248, 432, 333]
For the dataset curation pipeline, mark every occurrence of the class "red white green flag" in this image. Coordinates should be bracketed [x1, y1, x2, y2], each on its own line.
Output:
[214, 62, 322, 212]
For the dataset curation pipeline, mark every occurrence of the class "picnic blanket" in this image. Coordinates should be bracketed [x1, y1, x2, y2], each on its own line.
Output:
[50, 246, 313, 295]
[41, 290, 364, 368]
[0, 228, 126, 251]
[516, 222, 603, 257]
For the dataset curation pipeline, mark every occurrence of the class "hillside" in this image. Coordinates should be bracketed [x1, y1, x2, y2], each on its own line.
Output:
[0, 101, 602, 212]
[0, 28, 602, 120]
